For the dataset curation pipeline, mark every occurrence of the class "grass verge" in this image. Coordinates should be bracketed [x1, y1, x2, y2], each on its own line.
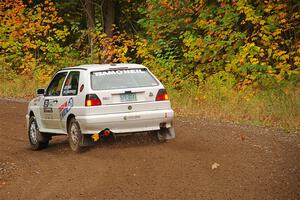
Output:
[0, 77, 46, 100]
[168, 81, 299, 131]
[0, 76, 299, 131]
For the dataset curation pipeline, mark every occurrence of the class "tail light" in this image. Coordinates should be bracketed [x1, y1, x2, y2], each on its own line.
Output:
[85, 94, 101, 106]
[156, 89, 169, 101]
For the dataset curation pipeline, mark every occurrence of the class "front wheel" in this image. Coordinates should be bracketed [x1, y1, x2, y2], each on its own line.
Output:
[28, 116, 49, 150]
[68, 118, 83, 152]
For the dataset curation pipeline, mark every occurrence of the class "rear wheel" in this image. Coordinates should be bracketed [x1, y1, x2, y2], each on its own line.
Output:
[28, 116, 49, 150]
[68, 118, 83, 152]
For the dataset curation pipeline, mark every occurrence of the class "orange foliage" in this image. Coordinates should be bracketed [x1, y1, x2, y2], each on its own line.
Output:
[0, 0, 68, 77]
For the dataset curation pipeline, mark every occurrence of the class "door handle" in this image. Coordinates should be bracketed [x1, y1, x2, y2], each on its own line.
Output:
[53, 100, 58, 104]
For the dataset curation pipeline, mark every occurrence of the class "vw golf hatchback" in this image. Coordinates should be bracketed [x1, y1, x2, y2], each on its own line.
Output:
[26, 64, 175, 152]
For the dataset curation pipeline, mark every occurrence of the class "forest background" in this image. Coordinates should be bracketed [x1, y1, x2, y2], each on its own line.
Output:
[0, 0, 299, 130]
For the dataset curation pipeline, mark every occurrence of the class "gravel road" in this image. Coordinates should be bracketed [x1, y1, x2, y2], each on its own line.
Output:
[0, 99, 299, 200]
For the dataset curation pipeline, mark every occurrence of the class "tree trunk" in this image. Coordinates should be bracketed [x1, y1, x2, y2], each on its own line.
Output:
[83, 0, 95, 59]
[85, 0, 95, 30]
[102, 0, 115, 36]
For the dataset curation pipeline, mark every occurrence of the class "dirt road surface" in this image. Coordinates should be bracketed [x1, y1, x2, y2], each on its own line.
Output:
[0, 99, 299, 200]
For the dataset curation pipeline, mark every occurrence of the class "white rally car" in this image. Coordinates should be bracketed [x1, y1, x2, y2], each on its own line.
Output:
[26, 64, 175, 152]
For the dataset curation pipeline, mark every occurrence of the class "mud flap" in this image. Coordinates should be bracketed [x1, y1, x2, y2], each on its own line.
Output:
[37, 132, 51, 143]
[80, 134, 97, 147]
[158, 127, 176, 140]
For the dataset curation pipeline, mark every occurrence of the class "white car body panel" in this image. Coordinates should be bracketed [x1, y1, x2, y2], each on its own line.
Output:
[26, 64, 175, 138]
[76, 109, 174, 134]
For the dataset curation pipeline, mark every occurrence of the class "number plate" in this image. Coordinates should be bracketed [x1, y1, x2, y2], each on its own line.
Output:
[120, 93, 137, 102]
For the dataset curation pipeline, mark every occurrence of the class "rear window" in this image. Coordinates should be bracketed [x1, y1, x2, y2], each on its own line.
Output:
[91, 68, 159, 90]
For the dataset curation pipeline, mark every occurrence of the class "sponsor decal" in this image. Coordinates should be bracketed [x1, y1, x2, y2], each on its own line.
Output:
[64, 85, 72, 90]
[123, 115, 140, 120]
[59, 98, 74, 119]
[44, 107, 53, 113]
[93, 69, 145, 76]
[63, 89, 77, 95]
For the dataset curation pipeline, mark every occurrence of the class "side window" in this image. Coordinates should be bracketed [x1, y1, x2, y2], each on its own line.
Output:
[62, 71, 80, 96]
[45, 72, 68, 96]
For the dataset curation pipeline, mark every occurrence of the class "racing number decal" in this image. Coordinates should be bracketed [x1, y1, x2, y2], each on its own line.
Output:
[59, 98, 74, 119]
[43, 99, 53, 113]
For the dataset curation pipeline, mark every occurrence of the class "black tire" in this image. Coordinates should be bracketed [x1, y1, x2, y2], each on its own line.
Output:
[28, 116, 49, 150]
[68, 118, 83, 152]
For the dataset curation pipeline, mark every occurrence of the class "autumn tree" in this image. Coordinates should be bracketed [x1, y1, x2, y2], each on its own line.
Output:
[0, 0, 71, 82]
[136, 0, 299, 87]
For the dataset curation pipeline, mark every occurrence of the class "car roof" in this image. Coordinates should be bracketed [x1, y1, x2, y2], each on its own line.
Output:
[60, 63, 146, 72]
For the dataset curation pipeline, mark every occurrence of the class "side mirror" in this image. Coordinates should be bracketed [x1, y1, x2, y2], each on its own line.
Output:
[36, 88, 45, 96]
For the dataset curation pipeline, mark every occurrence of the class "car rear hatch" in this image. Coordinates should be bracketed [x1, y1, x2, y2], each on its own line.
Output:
[86, 67, 171, 115]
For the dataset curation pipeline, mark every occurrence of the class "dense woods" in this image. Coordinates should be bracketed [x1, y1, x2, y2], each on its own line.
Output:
[0, 0, 299, 128]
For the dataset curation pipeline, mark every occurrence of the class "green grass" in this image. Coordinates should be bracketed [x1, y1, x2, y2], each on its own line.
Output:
[0, 76, 299, 131]
[0, 77, 46, 99]
[168, 81, 299, 131]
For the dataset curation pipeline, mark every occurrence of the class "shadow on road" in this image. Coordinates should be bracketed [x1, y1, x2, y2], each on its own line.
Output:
[36, 133, 164, 153]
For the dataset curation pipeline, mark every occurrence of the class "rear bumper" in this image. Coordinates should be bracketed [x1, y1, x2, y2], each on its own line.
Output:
[76, 109, 174, 134]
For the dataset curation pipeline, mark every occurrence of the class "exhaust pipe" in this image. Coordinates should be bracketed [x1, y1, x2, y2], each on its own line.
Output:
[103, 129, 111, 137]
